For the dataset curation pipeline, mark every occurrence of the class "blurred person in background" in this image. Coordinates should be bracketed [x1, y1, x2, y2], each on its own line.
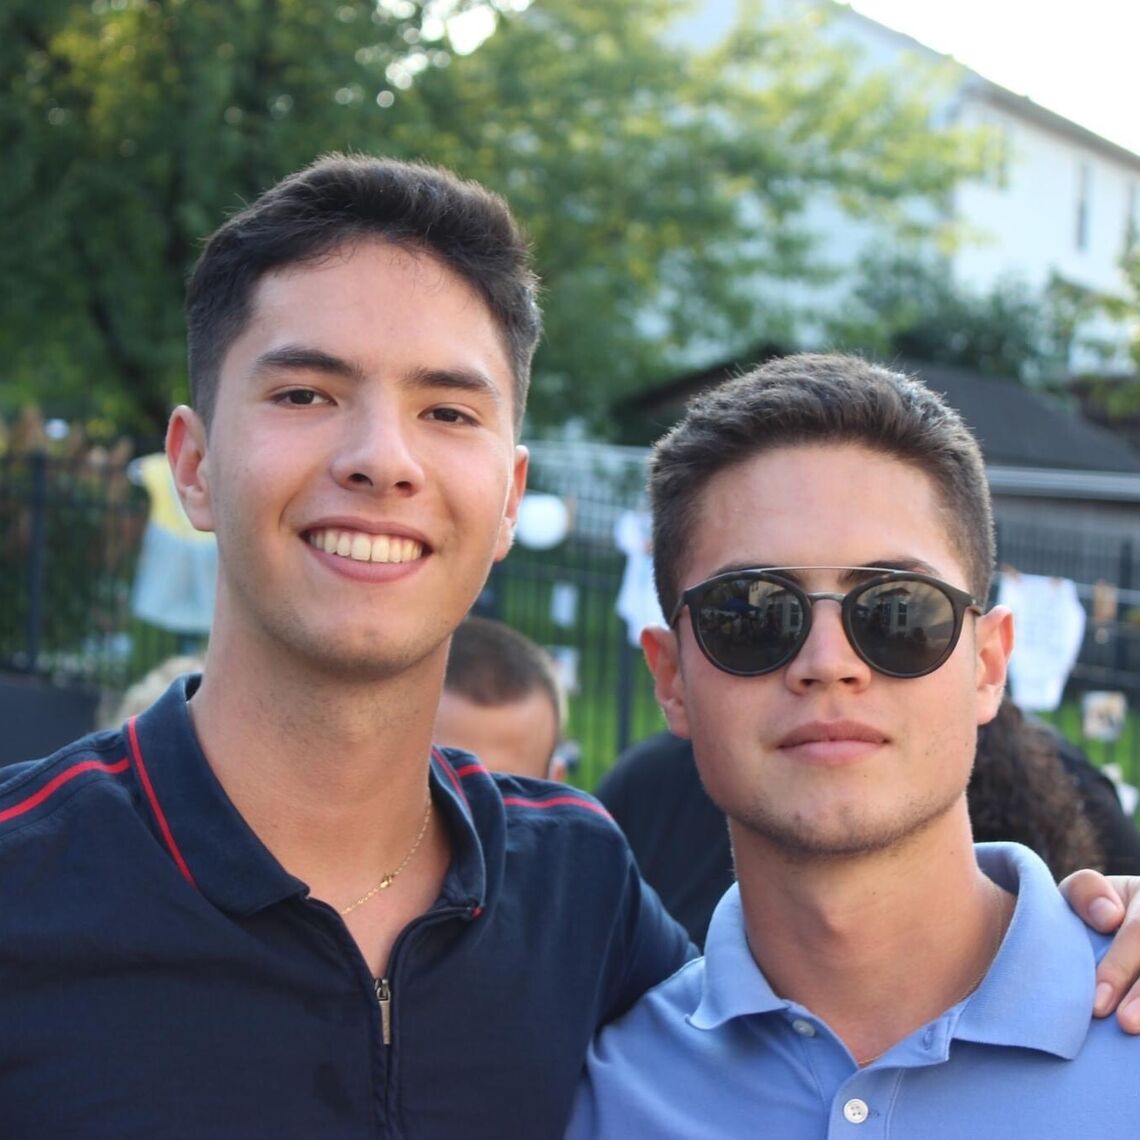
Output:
[970, 695, 1140, 877]
[597, 729, 732, 947]
[435, 615, 567, 781]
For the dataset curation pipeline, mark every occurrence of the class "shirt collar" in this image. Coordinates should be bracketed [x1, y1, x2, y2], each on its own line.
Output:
[690, 885, 786, 1029]
[951, 842, 1101, 1059]
[689, 842, 1102, 1061]
[129, 675, 488, 917]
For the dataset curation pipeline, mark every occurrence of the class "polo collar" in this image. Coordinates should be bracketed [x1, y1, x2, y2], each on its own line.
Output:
[128, 676, 488, 917]
[690, 843, 1100, 1061]
[950, 842, 1098, 1060]
[690, 885, 786, 1029]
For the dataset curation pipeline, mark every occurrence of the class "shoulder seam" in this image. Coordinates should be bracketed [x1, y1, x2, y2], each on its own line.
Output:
[501, 793, 613, 821]
[0, 756, 130, 826]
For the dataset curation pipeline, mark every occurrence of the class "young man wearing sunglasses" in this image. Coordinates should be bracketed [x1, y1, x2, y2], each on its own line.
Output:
[568, 353, 1139, 1137]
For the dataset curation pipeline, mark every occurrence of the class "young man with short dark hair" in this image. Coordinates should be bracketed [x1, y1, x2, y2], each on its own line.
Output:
[0, 154, 688, 1139]
[569, 354, 1140, 1137]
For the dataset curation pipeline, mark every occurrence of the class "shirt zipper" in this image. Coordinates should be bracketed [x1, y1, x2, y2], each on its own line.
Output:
[369, 902, 476, 1048]
[374, 976, 392, 1045]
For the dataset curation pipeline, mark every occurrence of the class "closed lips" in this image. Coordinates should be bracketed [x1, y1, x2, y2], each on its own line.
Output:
[778, 722, 887, 748]
[306, 529, 424, 564]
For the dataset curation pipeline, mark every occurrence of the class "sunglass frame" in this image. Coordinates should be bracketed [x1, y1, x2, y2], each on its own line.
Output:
[671, 566, 982, 679]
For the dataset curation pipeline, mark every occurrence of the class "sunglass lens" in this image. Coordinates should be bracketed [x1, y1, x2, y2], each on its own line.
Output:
[692, 577, 805, 675]
[848, 579, 958, 676]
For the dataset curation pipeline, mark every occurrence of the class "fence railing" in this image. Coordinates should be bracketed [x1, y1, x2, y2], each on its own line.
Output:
[0, 452, 185, 693]
[3, 449, 1139, 792]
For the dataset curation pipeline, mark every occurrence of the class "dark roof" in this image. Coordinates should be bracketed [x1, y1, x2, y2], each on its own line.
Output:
[619, 351, 1140, 474]
[899, 359, 1140, 473]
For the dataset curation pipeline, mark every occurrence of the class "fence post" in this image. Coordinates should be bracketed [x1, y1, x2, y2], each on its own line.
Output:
[25, 451, 47, 674]
[616, 638, 634, 759]
[992, 519, 1003, 605]
[1116, 540, 1133, 678]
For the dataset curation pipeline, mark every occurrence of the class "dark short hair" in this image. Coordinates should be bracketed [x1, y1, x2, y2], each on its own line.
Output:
[445, 616, 565, 730]
[648, 353, 995, 615]
[186, 153, 541, 432]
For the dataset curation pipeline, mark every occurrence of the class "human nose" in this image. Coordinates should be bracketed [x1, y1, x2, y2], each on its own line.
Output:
[329, 399, 424, 495]
[782, 596, 872, 692]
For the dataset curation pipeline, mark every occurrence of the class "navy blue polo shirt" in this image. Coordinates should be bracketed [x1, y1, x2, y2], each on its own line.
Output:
[0, 676, 692, 1139]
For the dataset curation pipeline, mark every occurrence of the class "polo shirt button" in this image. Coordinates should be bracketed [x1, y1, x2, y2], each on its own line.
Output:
[791, 1018, 816, 1037]
[843, 1098, 870, 1125]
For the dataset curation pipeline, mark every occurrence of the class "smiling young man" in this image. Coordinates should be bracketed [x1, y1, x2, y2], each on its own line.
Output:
[0, 155, 689, 1139]
[569, 354, 1140, 1137]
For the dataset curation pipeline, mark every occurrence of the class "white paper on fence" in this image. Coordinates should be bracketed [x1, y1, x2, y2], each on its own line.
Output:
[131, 453, 217, 634]
[614, 509, 665, 648]
[999, 572, 1086, 712]
[550, 581, 578, 628]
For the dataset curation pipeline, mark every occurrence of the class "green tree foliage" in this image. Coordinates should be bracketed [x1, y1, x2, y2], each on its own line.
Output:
[1, 0, 497, 434]
[1096, 250, 1140, 391]
[826, 250, 1063, 380]
[383, 0, 986, 430]
[1058, 251, 1140, 445]
[1, 0, 986, 437]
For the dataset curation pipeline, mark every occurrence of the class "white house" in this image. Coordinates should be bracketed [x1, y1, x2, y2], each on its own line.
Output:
[669, 0, 1140, 374]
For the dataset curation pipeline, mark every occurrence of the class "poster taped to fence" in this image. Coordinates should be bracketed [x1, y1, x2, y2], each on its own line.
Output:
[998, 570, 1086, 711]
[1081, 690, 1127, 742]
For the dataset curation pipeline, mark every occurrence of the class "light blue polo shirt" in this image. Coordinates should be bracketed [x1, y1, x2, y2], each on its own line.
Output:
[567, 843, 1139, 1139]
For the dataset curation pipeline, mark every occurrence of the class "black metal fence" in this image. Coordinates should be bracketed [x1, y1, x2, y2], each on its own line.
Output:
[0, 451, 187, 697]
[3, 451, 1139, 793]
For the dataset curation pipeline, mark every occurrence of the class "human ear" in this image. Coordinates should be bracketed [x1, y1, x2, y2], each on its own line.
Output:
[166, 405, 215, 533]
[493, 445, 529, 562]
[641, 625, 692, 740]
[974, 604, 1014, 726]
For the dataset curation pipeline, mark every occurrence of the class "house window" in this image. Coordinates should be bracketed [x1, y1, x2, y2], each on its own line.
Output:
[1126, 183, 1138, 254]
[1075, 162, 1092, 251]
[994, 124, 1011, 189]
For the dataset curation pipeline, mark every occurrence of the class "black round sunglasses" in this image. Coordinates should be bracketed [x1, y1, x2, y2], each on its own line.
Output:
[669, 566, 983, 679]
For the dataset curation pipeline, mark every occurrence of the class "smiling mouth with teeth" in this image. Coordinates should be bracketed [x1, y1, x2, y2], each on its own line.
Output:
[305, 528, 425, 564]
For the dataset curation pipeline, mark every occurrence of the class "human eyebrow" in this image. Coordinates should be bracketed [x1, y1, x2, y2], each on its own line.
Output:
[251, 345, 365, 382]
[836, 560, 941, 585]
[405, 365, 506, 408]
[705, 561, 942, 584]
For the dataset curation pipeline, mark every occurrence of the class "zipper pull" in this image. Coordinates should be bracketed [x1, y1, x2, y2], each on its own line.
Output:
[374, 976, 392, 1045]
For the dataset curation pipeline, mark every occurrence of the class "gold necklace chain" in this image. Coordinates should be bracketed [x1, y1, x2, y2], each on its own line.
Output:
[338, 795, 433, 917]
[854, 881, 1010, 1068]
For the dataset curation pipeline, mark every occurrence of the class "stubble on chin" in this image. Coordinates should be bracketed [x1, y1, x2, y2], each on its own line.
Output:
[726, 785, 966, 864]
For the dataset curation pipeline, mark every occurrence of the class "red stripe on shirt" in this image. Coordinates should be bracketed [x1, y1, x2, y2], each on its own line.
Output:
[125, 716, 199, 890]
[0, 757, 130, 825]
[454, 762, 487, 779]
[501, 794, 612, 820]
